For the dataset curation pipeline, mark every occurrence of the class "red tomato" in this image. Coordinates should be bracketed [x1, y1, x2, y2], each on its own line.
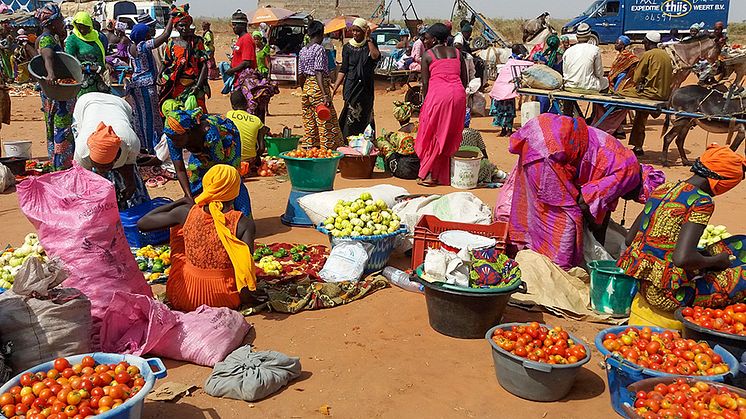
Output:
[53, 358, 71, 372]
[80, 356, 95, 369]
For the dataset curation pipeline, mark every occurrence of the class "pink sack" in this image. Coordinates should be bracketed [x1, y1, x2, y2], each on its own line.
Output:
[100, 291, 179, 356]
[17, 164, 152, 349]
[151, 305, 251, 367]
[493, 165, 516, 222]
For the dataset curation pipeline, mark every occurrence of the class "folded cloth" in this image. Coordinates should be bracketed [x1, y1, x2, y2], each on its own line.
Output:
[205, 345, 302, 402]
[219, 62, 234, 94]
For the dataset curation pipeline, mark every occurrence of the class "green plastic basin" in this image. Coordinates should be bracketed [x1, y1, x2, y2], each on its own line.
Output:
[266, 136, 301, 157]
[280, 151, 343, 192]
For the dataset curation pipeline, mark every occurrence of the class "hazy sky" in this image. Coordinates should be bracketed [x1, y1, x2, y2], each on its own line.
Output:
[189, 0, 746, 21]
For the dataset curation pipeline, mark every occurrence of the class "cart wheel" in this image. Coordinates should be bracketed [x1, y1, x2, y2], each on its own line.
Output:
[472, 36, 488, 50]
[587, 34, 599, 46]
[405, 85, 422, 112]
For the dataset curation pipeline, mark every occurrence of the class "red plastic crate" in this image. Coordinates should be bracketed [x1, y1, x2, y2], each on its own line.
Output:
[411, 215, 508, 270]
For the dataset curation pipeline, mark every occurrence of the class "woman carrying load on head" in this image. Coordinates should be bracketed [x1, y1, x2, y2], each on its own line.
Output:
[163, 109, 252, 218]
[128, 17, 174, 154]
[138, 165, 258, 312]
[620, 145, 746, 319]
[501, 113, 666, 270]
[65, 11, 110, 96]
[35, 3, 75, 170]
[159, 4, 209, 112]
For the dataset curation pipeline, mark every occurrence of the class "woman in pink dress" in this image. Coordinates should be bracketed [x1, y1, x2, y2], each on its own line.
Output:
[415, 23, 467, 186]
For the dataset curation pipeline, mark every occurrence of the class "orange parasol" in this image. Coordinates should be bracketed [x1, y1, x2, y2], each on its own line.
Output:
[323, 16, 378, 34]
[246, 7, 294, 24]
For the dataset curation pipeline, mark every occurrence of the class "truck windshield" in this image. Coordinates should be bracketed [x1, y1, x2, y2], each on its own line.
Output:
[582, 0, 604, 15]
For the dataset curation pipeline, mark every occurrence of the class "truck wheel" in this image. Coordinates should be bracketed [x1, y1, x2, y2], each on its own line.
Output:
[472, 36, 488, 50]
[587, 34, 600, 45]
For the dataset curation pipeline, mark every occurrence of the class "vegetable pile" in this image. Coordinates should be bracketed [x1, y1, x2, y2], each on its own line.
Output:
[601, 327, 730, 376]
[681, 304, 746, 336]
[0, 356, 146, 419]
[258, 157, 286, 177]
[491, 323, 588, 364]
[0, 233, 46, 289]
[285, 148, 338, 159]
[322, 192, 402, 238]
[253, 243, 328, 279]
[631, 379, 746, 419]
[699, 225, 732, 249]
[24, 160, 54, 175]
[133, 245, 171, 283]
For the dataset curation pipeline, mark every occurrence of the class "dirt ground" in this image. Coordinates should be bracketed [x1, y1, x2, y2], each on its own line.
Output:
[2, 40, 746, 418]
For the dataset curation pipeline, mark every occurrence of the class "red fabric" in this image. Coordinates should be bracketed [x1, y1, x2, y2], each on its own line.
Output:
[231, 33, 256, 68]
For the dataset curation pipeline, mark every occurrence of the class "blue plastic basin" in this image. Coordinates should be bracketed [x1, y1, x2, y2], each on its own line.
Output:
[0, 352, 167, 419]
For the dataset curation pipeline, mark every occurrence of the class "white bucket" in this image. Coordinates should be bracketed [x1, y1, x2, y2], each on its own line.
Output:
[521, 101, 541, 126]
[450, 150, 481, 190]
[2, 141, 32, 159]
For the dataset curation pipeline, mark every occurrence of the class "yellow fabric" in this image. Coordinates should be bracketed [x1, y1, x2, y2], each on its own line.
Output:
[194, 165, 256, 291]
[227, 110, 264, 160]
[72, 12, 106, 58]
[629, 293, 683, 332]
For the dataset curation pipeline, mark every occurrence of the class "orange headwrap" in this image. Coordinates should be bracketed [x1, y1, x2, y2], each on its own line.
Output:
[87, 122, 122, 165]
[698, 144, 746, 196]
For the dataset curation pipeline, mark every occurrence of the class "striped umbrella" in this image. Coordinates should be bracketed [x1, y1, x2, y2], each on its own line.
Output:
[324, 16, 378, 34]
[246, 7, 294, 24]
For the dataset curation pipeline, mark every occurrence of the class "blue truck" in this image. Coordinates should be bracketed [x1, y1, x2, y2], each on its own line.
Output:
[563, 0, 730, 44]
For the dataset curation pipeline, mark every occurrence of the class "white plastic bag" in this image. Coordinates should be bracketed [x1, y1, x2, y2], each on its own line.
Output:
[319, 241, 371, 283]
[0, 163, 14, 193]
[423, 248, 470, 287]
[299, 185, 409, 226]
[583, 225, 613, 264]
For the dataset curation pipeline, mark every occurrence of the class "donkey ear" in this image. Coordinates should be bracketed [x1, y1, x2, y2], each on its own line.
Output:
[183, 3, 190, 12]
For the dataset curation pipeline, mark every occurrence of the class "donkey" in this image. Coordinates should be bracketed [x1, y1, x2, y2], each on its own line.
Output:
[662, 84, 746, 166]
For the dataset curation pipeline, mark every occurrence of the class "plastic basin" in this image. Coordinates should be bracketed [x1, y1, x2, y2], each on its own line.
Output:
[414, 266, 525, 339]
[594, 325, 741, 417]
[29, 52, 83, 101]
[318, 224, 407, 274]
[266, 136, 300, 157]
[623, 377, 746, 418]
[338, 154, 377, 179]
[2, 140, 32, 159]
[674, 307, 746, 360]
[120, 197, 173, 247]
[587, 260, 637, 317]
[0, 352, 167, 419]
[486, 323, 591, 401]
[280, 151, 343, 192]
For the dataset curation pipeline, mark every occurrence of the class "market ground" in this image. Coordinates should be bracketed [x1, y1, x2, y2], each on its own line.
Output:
[2, 65, 746, 419]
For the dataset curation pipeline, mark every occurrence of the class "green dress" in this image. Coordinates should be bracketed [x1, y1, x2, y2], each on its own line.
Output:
[65, 34, 110, 95]
[256, 44, 270, 77]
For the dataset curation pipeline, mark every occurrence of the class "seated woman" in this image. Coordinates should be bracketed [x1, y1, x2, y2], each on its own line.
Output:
[164, 109, 252, 217]
[138, 165, 257, 311]
[73, 92, 149, 210]
[500, 113, 665, 269]
[620, 145, 746, 317]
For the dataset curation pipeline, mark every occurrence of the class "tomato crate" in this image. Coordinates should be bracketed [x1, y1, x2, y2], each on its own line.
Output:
[411, 215, 508, 270]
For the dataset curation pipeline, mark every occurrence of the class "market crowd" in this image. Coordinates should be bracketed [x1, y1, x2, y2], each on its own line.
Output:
[4, 1, 745, 327]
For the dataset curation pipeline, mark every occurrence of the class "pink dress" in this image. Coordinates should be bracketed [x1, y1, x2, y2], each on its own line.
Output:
[415, 49, 466, 185]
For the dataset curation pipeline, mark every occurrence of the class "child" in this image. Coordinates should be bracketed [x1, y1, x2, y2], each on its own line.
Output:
[226, 90, 268, 171]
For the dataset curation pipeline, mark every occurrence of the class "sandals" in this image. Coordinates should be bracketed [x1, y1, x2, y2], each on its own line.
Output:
[145, 175, 167, 188]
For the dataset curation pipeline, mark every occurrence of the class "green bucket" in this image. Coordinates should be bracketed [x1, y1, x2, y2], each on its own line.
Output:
[280, 151, 343, 192]
[266, 136, 301, 157]
[587, 260, 638, 317]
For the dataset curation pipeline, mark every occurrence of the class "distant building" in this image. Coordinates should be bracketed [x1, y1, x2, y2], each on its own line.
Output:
[257, 0, 383, 21]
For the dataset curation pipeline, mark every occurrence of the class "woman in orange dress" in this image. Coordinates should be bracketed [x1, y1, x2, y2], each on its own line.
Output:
[138, 165, 257, 311]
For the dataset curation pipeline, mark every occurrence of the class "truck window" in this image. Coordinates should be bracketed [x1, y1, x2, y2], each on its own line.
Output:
[604, 1, 620, 16]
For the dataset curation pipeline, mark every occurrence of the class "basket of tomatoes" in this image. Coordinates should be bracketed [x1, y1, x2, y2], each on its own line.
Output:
[0, 353, 167, 419]
[486, 323, 591, 402]
[675, 303, 746, 360]
[280, 148, 343, 192]
[623, 377, 746, 419]
[594, 326, 740, 417]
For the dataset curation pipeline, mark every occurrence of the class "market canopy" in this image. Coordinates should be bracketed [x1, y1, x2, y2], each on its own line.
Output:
[246, 6, 294, 25]
[324, 16, 378, 34]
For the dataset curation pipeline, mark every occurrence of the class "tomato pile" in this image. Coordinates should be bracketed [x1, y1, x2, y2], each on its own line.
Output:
[55, 78, 78, 85]
[632, 379, 746, 419]
[285, 148, 338, 159]
[258, 157, 286, 177]
[491, 323, 588, 364]
[601, 327, 730, 376]
[681, 303, 746, 336]
[0, 356, 146, 419]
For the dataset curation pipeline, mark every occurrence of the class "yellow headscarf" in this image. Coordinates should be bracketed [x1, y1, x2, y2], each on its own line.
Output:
[72, 12, 106, 59]
[194, 165, 256, 291]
